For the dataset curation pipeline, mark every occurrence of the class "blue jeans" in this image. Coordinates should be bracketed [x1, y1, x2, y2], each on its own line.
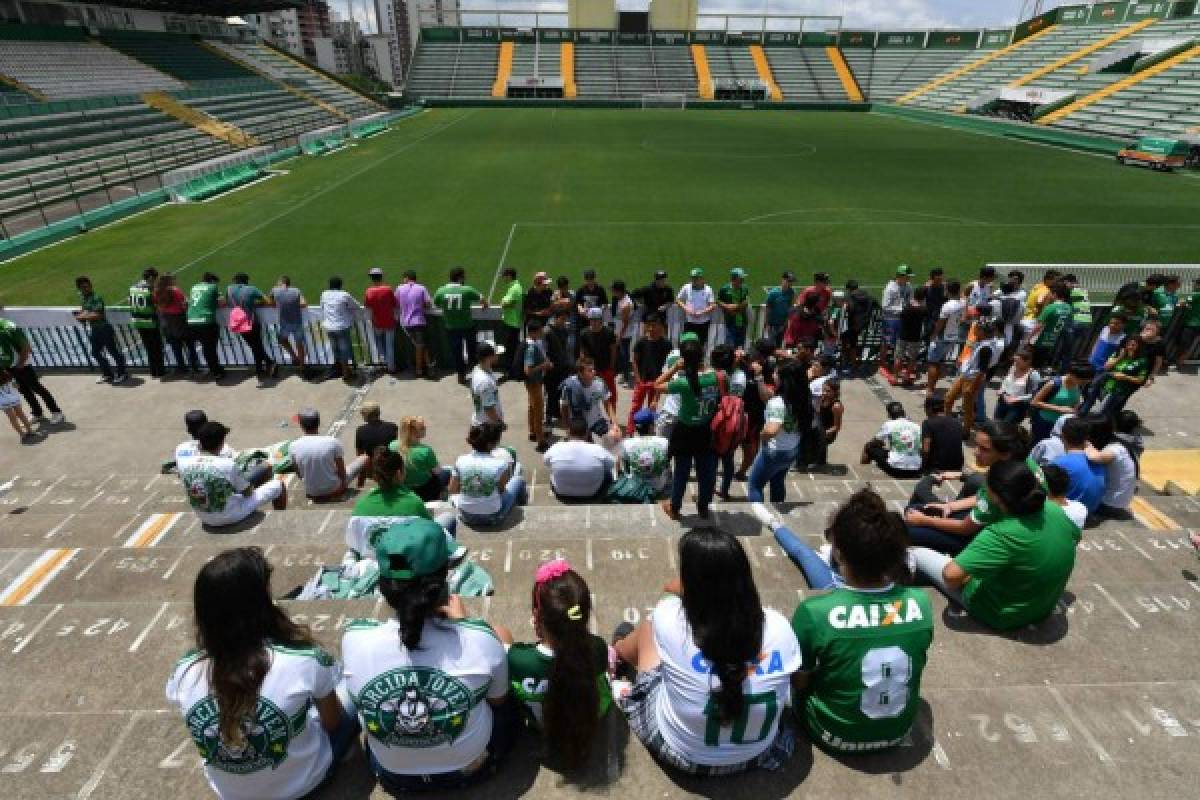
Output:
[88, 324, 127, 378]
[994, 397, 1029, 425]
[725, 324, 747, 348]
[670, 451, 718, 514]
[747, 446, 797, 503]
[446, 327, 477, 379]
[327, 328, 354, 365]
[773, 525, 840, 590]
[617, 337, 632, 379]
[372, 327, 395, 370]
[460, 476, 527, 527]
[323, 694, 362, 782]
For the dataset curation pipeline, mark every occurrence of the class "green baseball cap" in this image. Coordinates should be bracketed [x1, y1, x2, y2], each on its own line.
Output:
[690, 268, 704, 278]
[679, 332, 700, 344]
[730, 267, 747, 279]
[896, 265, 913, 277]
[374, 519, 452, 581]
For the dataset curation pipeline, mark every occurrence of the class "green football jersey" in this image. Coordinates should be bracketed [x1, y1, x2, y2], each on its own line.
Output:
[956, 502, 1081, 631]
[666, 370, 721, 427]
[1183, 291, 1200, 328]
[791, 585, 934, 753]
[433, 284, 482, 331]
[507, 637, 612, 727]
[1150, 287, 1177, 327]
[128, 282, 158, 329]
[1035, 301, 1071, 347]
[187, 282, 219, 326]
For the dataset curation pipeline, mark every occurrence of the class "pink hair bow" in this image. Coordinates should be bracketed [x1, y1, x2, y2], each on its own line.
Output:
[535, 559, 572, 585]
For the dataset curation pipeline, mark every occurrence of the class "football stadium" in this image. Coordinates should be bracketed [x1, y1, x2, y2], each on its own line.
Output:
[1, 0, 1200, 798]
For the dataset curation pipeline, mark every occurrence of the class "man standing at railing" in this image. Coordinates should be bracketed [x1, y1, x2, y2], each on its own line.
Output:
[128, 267, 165, 379]
[73, 276, 128, 385]
[0, 316, 63, 426]
[676, 268, 716, 348]
[187, 272, 226, 381]
[364, 268, 398, 374]
[433, 267, 486, 385]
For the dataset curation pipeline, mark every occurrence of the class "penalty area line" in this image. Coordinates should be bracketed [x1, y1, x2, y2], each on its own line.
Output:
[488, 222, 519, 302]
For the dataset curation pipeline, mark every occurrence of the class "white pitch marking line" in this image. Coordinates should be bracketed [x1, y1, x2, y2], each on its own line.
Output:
[12, 603, 63, 654]
[1092, 582, 1141, 630]
[79, 492, 105, 510]
[1048, 687, 1113, 765]
[142, 473, 162, 492]
[112, 513, 142, 541]
[129, 601, 170, 653]
[488, 221, 519, 302]
[27, 475, 64, 506]
[1114, 531, 1153, 561]
[586, 538, 594, 571]
[74, 547, 110, 581]
[44, 513, 76, 540]
[317, 509, 336, 536]
[173, 110, 474, 278]
[504, 540, 513, 573]
[77, 711, 141, 799]
[0, 550, 24, 574]
[665, 537, 676, 570]
[162, 546, 193, 582]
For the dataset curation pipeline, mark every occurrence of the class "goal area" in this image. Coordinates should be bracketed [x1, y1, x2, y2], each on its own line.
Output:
[641, 93, 687, 110]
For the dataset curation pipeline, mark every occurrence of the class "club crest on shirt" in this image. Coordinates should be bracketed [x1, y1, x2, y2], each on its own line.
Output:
[358, 667, 474, 748]
[185, 696, 292, 774]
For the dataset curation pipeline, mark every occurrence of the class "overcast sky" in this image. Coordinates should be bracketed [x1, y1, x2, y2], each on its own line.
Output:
[331, 0, 1065, 35]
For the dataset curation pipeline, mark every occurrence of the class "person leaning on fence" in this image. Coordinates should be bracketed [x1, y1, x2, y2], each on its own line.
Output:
[364, 267, 398, 373]
[270, 276, 308, 374]
[319, 276, 362, 383]
[717, 267, 750, 349]
[154, 274, 200, 377]
[73, 275, 129, 385]
[763, 271, 797, 347]
[128, 267, 165, 378]
[0, 315, 63, 426]
[187, 272, 226, 380]
[433, 267, 485, 385]
[497, 267, 524, 382]
[878, 265, 914, 375]
[676, 268, 717, 347]
[395, 270, 433, 380]
[226, 272, 277, 380]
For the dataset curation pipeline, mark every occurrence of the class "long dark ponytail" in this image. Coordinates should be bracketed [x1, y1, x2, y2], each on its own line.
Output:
[534, 568, 600, 770]
[776, 361, 813, 434]
[680, 338, 704, 397]
[193, 547, 316, 748]
[678, 528, 763, 724]
[379, 570, 449, 650]
[370, 445, 405, 491]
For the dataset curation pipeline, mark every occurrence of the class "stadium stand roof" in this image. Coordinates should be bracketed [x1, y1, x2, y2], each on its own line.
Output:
[67, 0, 300, 16]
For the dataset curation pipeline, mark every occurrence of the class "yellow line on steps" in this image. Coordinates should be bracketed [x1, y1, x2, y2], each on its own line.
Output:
[0, 71, 46, 102]
[1130, 497, 1181, 531]
[493, 41, 513, 98]
[748, 45, 782, 101]
[200, 41, 349, 121]
[825, 46, 864, 101]
[691, 44, 714, 100]
[141, 91, 259, 148]
[897, 24, 1059, 105]
[1011, 17, 1157, 87]
[561, 42, 577, 99]
[1038, 44, 1200, 125]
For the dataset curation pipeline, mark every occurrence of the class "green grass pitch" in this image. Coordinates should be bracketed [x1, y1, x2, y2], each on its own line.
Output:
[4, 106, 1198, 306]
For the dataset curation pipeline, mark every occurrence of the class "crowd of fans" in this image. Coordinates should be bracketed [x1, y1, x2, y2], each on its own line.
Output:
[1, 264, 1196, 796]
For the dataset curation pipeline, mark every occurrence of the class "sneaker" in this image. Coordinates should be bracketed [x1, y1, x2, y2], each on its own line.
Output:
[112, 374, 128, 385]
[95, 375, 112, 384]
[30, 415, 45, 425]
[20, 432, 38, 443]
[48, 412, 64, 425]
[750, 502, 781, 530]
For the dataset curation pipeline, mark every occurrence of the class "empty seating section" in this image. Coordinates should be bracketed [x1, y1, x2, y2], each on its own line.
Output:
[615, 47, 657, 96]
[575, 45, 618, 97]
[182, 84, 344, 144]
[651, 47, 699, 97]
[842, 49, 976, 100]
[909, 27, 1093, 110]
[0, 100, 230, 235]
[452, 44, 500, 96]
[509, 41, 562, 79]
[1051, 57, 1200, 139]
[0, 40, 184, 99]
[99, 30, 253, 82]
[765, 48, 848, 100]
[704, 45, 760, 85]
[207, 41, 380, 116]
[405, 42, 459, 96]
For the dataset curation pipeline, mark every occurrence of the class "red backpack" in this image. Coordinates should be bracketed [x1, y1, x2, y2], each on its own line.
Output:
[710, 371, 748, 456]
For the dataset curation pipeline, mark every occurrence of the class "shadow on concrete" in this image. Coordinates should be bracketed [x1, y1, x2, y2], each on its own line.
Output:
[532, 707, 631, 792]
[202, 511, 267, 535]
[940, 592, 1070, 646]
[820, 699, 936, 778]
